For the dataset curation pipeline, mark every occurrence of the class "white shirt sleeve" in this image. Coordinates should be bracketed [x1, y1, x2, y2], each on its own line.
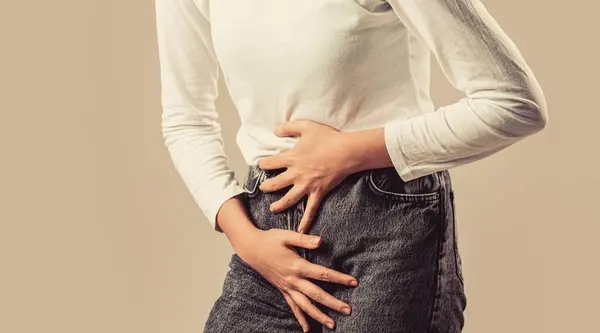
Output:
[383, 0, 549, 181]
[154, 0, 245, 232]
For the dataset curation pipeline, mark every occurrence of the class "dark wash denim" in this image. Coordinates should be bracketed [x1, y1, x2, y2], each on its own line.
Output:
[204, 165, 467, 332]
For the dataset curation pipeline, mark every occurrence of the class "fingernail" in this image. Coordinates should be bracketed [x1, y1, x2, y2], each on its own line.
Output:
[326, 321, 335, 329]
[298, 228, 305, 234]
[349, 279, 358, 287]
[342, 305, 351, 315]
[310, 237, 321, 245]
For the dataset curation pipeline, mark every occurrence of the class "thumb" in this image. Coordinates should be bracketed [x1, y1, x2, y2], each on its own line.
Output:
[274, 120, 306, 137]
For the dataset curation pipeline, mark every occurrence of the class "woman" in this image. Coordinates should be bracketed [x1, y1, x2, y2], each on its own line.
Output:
[155, 0, 548, 332]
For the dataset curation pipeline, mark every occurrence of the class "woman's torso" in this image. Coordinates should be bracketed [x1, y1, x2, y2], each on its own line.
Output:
[208, 0, 435, 164]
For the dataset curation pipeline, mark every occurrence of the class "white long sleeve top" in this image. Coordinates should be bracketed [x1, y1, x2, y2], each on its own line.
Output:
[154, 0, 548, 232]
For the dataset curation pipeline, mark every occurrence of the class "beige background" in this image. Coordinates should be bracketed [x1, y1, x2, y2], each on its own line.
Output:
[1, 1, 598, 332]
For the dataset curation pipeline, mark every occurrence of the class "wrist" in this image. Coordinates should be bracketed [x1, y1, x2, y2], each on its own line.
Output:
[225, 220, 262, 254]
[341, 127, 393, 174]
[231, 227, 263, 261]
[217, 196, 262, 251]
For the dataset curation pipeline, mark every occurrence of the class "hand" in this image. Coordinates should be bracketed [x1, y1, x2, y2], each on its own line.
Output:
[258, 120, 361, 234]
[237, 228, 358, 332]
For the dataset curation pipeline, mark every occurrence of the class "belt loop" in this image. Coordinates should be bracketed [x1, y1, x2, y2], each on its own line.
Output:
[258, 168, 267, 184]
[436, 170, 447, 195]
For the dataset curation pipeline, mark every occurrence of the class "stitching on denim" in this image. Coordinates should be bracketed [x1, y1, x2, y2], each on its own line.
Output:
[450, 190, 464, 286]
[426, 171, 448, 333]
[367, 169, 441, 202]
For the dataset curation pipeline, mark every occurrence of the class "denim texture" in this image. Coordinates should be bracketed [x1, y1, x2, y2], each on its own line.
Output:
[204, 165, 467, 332]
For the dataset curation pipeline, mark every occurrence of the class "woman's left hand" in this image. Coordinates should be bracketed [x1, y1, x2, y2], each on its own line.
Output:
[258, 119, 362, 234]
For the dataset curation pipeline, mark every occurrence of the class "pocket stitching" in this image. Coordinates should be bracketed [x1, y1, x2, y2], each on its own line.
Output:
[367, 169, 440, 202]
[450, 190, 465, 285]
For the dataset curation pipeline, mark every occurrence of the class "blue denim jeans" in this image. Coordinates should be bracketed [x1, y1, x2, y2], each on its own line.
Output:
[204, 165, 467, 332]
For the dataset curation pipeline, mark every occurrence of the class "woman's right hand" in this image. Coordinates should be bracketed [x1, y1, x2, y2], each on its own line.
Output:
[236, 228, 358, 332]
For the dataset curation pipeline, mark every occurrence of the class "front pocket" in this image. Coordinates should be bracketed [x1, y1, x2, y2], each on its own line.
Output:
[367, 167, 441, 202]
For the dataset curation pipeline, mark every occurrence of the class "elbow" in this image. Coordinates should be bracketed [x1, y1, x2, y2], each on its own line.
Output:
[481, 82, 549, 139]
[473, 66, 550, 139]
[514, 75, 550, 135]
[497, 97, 548, 139]
[160, 115, 179, 149]
[525, 81, 549, 133]
[161, 125, 175, 150]
[522, 88, 549, 135]
[519, 96, 548, 136]
[161, 120, 192, 150]
[160, 108, 223, 149]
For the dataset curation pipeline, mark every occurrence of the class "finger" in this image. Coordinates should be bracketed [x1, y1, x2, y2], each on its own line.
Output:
[281, 290, 310, 332]
[275, 120, 309, 137]
[270, 184, 306, 213]
[297, 191, 323, 234]
[288, 289, 335, 330]
[281, 230, 322, 249]
[259, 171, 294, 193]
[258, 153, 291, 171]
[301, 262, 358, 287]
[294, 278, 351, 316]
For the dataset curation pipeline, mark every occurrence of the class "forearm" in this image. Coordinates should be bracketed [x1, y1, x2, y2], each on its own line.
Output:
[341, 0, 548, 181]
[216, 196, 261, 253]
[342, 127, 394, 174]
[156, 0, 250, 231]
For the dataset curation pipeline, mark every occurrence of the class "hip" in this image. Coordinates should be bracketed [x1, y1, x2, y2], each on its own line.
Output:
[239, 164, 455, 242]
[236, 164, 466, 332]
